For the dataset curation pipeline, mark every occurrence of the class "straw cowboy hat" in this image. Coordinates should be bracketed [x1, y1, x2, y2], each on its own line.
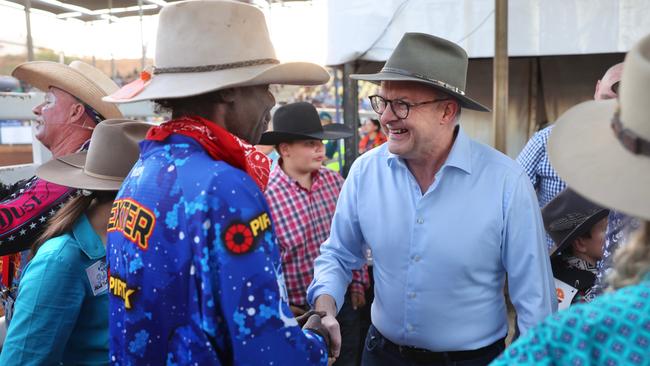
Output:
[542, 188, 609, 257]
[259, 102, 353, 145]
[351, 32, 489, 112]
[548, 33, 650, 220]
[36, 120, 151, 191]
[12, 61, 122, 120]
[104, 0, 329, 104]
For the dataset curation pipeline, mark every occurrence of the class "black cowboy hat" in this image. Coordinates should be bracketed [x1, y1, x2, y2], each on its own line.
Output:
[542, 188, 609, 257]
[259, 102, 353, 145]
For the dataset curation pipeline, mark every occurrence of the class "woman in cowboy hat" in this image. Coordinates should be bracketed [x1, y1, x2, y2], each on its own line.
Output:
[491, 33, 650, 365]
[0, 120, 150, 366]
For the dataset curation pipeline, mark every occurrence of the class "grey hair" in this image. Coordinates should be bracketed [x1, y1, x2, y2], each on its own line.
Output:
[607, 221, 650, 290]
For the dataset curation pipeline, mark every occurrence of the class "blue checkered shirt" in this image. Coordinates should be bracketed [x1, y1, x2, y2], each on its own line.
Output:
[516, 125, 566, 249]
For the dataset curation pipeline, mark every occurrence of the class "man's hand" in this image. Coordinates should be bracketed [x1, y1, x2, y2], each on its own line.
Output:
[295, 309, 326, 328]
[290, 305, 307, 317]
[350, 291, 366, 310]
[303, 314, 331, 349]
[314, 295, 341, 359]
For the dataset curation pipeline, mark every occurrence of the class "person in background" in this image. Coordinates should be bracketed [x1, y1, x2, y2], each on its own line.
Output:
[542, 188, 608, 308]
[103, 1, 333, 364]
[0, 120, 149, 365]
[516, 63, 623, 250]
[492, 33, 650, 366]
[261, 102, 369, 366]
[0, 61, 122, 333]
[358, 118, 387, 154]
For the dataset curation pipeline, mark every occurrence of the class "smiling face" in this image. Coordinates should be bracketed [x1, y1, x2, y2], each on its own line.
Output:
[279, 139, 325, 174]
[378, 81, 459, 162]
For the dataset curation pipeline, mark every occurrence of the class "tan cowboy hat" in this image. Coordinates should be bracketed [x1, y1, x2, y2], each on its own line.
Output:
[12, 61, 123, 120]
[548, 34, 650, 221]
[351, 33, 489, 112]
[104, 0, 329, 104]
[36, 120, 151, 191]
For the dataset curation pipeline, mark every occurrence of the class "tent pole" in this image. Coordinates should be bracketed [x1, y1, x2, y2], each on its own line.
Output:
[493, 0, 508, 153]
[24, 0, 34, 61]
[342, 61, 359, 178]
[138, 0, 145, 70]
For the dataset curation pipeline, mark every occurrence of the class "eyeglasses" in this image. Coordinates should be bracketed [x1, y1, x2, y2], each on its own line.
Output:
[368, 95, 449, 119]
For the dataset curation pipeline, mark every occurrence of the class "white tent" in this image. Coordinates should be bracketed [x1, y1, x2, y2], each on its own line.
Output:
[327, 0, 650, 157]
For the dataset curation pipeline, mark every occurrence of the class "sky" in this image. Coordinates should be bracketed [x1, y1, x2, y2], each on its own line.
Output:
[0, 0, 328, 64]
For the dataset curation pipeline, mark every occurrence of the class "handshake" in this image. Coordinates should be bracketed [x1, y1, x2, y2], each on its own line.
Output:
[297, 309, 335, 361]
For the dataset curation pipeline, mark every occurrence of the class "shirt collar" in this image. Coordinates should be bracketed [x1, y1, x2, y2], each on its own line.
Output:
[272, 160, 322, 192]
[386, 125, 472, 175]
[71, 213, 106, 260]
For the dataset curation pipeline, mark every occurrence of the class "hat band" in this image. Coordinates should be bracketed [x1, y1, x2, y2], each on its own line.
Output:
[84, 169, 125, 181]
[153, 58, 280, 75]
[611, 111, 650, 157]
[381, 67, 466, 96]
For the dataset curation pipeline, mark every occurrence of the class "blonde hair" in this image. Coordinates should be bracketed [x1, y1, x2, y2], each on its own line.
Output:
[32, 192, 115, 255]
[607, 221, 650, 290]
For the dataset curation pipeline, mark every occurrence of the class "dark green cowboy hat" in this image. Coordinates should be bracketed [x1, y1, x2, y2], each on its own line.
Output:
[351, 32, 489, 112]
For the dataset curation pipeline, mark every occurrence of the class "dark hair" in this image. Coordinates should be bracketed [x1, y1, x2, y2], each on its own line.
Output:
[32, 191, 116, 255]
[154, 89, 228, 118]
[369, 118, 380, 131]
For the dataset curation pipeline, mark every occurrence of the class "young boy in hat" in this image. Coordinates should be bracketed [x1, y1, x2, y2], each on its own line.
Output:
[542, 188, 609, 308]
[261, 102, 369, 366]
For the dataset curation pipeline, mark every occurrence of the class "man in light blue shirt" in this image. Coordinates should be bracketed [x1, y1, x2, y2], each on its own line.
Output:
[307, 33, 557, 366]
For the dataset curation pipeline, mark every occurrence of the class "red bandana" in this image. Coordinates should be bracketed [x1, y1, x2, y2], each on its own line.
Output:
[146, 116, 270, 191]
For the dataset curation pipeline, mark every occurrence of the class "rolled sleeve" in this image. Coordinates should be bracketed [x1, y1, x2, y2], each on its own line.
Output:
[501, 173, 557, 335]
[307, 161, 367, 312]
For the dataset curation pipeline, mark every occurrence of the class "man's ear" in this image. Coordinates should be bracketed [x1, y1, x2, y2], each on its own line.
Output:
[572, 237, 588, 254]
[68, 102, 86, 123]
[441, 100, 460, 125]
[219, 88, 237, 103]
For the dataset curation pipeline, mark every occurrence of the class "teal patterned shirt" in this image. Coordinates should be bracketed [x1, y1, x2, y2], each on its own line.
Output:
[492, 274, 650, 365]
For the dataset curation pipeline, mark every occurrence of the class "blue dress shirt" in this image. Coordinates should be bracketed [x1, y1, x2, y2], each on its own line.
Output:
[308, 127, 557, 352]
[0, 214, 108, 365]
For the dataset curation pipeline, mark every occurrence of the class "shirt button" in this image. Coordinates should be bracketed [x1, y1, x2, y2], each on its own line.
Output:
[412, 255, 421, 262]
[408, 292, 416, 299]
[406, 324, 414, 332]
[416, 218, 424, 224]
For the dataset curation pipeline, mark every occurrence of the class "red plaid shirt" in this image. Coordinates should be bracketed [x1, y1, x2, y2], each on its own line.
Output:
[265, 165, 369, 306]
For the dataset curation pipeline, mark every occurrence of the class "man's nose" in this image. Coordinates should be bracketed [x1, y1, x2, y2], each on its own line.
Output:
[33, 101, 45, 115]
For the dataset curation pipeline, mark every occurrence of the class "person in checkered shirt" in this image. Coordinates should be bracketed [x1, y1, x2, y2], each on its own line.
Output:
[261, 102, 370, 366]
[517, 62, 623, 250]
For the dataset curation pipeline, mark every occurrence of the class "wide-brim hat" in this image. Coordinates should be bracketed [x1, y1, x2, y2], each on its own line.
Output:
[36, 120, 151, 191]
[258, 102, 353, 145]
[542, 188, 609, 257]
[548, 34, 650, 221]
[12, 61, 122, 120]
[350, 32, 489, 112]
[104, 0, 329, 104]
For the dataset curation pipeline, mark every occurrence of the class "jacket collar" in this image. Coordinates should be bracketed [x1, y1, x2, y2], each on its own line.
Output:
[72, 214, 106, 260]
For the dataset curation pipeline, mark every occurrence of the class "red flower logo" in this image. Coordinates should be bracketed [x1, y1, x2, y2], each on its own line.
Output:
[223, 223, 254, 254]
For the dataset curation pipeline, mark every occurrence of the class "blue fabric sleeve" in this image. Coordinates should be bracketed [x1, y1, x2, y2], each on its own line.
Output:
[501, 173, 558, 335]
[515, 132, 543, 189]
[307, 159, 367, 313]
[202, 178, 328, 365]
[0, 239, 85, 365]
